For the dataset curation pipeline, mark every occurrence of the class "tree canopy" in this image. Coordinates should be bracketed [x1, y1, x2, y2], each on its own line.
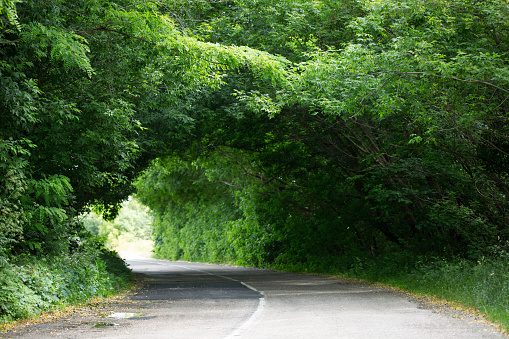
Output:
[2, 0, 509, 267]
[0, 0, 287, 257]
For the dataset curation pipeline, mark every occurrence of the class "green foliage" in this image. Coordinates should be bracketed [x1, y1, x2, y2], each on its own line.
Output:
[178, 0, 361, 62]
[0, 139, 30, 254]
[21, 22, 93, 76]
[0, 243, 133, 322]
[2, 0, 509, 327]
[0, 0, 20, 30]
[136, 155, 243, 263]
[0, 0, 290, 260]
[136, 0, 509, 270]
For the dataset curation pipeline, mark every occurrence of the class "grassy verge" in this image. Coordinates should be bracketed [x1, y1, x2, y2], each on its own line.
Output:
[354, 256, 509, 332]
[269, 253, 509, 333]
[0, 243, 134, 325]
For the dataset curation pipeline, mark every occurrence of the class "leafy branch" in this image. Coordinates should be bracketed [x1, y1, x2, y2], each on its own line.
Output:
[343, 71, 509, 95]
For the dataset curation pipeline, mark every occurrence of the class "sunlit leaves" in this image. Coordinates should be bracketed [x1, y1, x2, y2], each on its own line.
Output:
[21, 23, 93, 77]
[0, 0, 20, 31]
[140, 0, 509, 262]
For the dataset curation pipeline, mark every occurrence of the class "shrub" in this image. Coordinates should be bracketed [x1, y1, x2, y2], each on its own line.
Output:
[0, 243, 133, 322]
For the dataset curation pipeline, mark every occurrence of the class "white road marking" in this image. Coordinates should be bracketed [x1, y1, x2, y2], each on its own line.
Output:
[172, 263, 265, 339]
[225, 295, 265, 338]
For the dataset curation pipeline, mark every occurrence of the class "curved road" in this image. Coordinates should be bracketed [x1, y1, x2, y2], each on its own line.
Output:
[2, 258, 506, 338]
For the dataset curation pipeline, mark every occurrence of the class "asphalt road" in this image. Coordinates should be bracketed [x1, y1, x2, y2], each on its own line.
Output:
[2, 258, 506, 338]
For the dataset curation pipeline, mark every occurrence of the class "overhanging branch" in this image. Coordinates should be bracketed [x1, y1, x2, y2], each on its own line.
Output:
[344, 71, 509, 95]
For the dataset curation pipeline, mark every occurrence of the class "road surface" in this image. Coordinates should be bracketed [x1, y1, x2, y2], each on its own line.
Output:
[1, 258, 506, 338]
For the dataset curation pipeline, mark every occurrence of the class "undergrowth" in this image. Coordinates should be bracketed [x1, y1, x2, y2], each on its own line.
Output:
[0, 240, 134, 323]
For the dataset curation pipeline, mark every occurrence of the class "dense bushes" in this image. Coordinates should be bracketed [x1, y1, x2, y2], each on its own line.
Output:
[135, 156, 242, 263]
[0, 240, 132, 322]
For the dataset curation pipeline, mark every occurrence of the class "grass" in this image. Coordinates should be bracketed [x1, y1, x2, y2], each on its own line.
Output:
[383, 258, 509, 330]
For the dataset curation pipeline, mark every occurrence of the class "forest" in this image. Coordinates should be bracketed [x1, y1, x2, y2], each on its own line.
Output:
[1, 0, 509, 326]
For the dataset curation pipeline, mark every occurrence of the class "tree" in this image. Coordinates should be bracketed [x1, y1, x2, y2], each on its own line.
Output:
[3, 0, 509, 266]
[0, 0, 288, 256]
[136, 0, 509, 265]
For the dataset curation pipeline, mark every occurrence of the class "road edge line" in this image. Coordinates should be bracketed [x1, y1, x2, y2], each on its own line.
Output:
[173, 263, 265, 338]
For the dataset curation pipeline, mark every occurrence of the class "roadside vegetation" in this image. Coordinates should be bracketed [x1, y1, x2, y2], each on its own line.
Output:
[0, 0, 283, 324]
[132, 0, 509, 332]
[2, 0, 509, 332]
[0, 242, 133, 323]
[358, 256, 509, 331]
